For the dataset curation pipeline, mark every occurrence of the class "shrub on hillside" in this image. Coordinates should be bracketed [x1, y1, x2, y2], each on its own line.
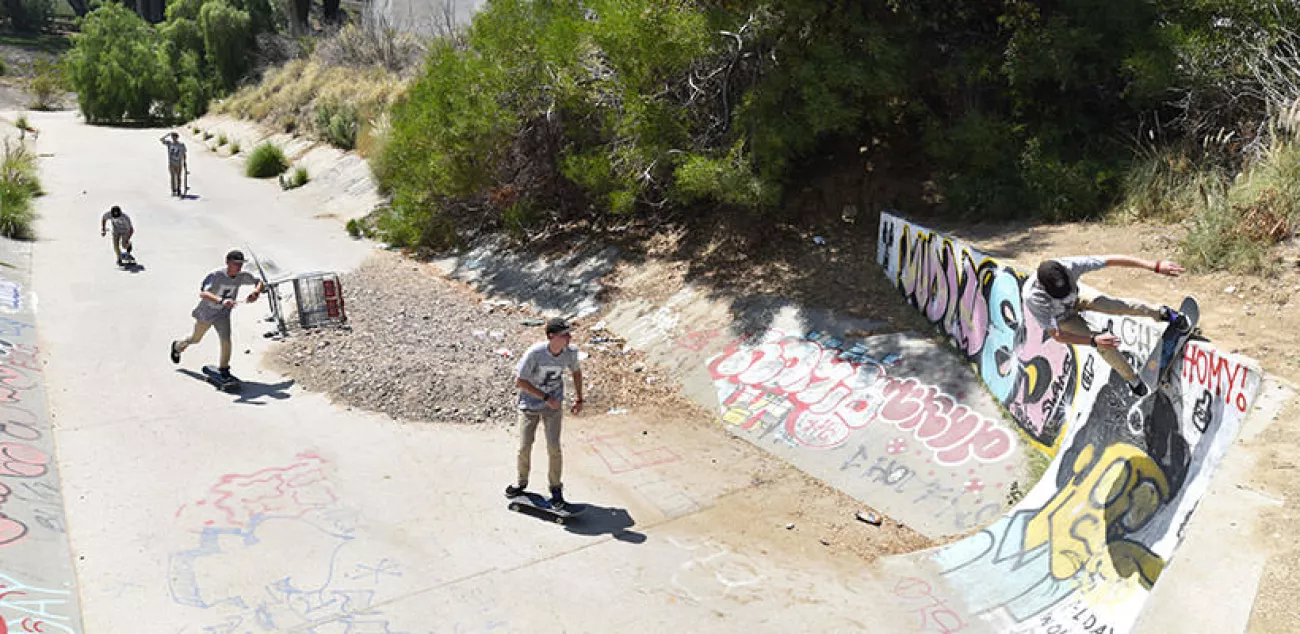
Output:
[245, 142, 288, 178]
[315, 101, 358, 150]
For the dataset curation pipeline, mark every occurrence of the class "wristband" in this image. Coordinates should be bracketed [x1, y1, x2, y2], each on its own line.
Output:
[1154, 260, 1162, 273]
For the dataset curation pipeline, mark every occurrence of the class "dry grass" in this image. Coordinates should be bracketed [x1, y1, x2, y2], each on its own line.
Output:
[214, 58, 408, 156]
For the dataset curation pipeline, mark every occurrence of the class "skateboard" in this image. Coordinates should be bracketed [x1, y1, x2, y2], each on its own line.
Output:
[507, 491, 584, 525]
[1127, 297, 1199, 432]
[1138, 296, 1200, 391]
[118, 252, 137, 267]
[201, 365, 241, 393]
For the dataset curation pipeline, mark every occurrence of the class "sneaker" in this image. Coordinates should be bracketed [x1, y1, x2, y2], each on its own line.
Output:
[549, 486, 567, 512]
[504, 483, 525, 498]
[1162, 307, 1191, 333]
[169, 341, 181, 364]
[218, 367, 235, 381]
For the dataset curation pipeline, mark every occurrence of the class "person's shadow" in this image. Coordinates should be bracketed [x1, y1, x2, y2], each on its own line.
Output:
[562, 503, 646, 543]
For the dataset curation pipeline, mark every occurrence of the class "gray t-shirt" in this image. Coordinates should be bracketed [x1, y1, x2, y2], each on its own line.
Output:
[515, 341, 582, 411]
[165, 140, 187, 166]
[191, 268, 259, 322]
[1021, 256, 1107, 331]
[101, 211, 132, 235]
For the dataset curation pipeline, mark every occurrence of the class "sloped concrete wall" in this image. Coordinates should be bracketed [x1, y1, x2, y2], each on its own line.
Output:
[877, 211, 1264, 633]
[0, 240, 84, 633]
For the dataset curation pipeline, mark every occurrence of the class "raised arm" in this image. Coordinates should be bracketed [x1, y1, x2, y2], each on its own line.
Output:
[1103, 255, 1184, 277]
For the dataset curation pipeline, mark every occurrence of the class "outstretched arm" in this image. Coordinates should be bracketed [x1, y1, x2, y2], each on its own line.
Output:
[246, 281, 266, 302]
[1103, 255, 1184, 277]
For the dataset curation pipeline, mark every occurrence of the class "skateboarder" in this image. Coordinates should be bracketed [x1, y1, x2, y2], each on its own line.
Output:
[161, 131, 188, 196]
[1024, 255, 1191, 396]
[506, 318, 585, 510]
[169, 250, 264, 382]
[99, 205, 133, 266]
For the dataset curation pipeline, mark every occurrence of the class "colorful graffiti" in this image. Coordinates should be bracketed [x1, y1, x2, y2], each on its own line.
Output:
[880, 214, 1076, 448]
[878, 212, 1264, 634]
[0, 572, 78, 634]
[708, 330, 1014, 466]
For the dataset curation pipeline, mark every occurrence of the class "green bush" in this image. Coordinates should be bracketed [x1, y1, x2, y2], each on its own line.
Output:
[66, 4, 173, 123]
[245, 142, 287, 178]
[28, 58, 66, 110]
[199, 0, 252, 92]
[229, 142, 240, 154]
[0, 141, 41, 239]
[315, 101, 358, 150]
[217, 133, 228, 145]
[280, 165, 308, 189]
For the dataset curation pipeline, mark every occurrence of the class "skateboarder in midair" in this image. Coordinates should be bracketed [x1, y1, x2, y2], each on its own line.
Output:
[170, 250, 264, 382]
[506, 318, 585, 511]
[99, 205, 133, 266]
[1024, 255, 1191, 396]
[161, 131, 188, 197]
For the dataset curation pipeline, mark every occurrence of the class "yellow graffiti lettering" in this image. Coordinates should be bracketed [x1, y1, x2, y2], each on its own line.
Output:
[1025, 443, 1169, 584]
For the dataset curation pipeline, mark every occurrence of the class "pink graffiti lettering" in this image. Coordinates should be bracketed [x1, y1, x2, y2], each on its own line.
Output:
[0, 343, 40, 373]
[709, 332, 886, 448]
[0, 442, 48, 478]
[893, 576, 966, 633]
[175, 452, 336, 529]
[1182, 341, 1250, 412]
[877, 378, 1014, 465]
[673, 329, 721, 352]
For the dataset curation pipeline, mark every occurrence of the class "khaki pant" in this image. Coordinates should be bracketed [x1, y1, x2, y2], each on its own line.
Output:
[109, 233, 128, 261]
[169, 163, 184, 193]
[517, 408, 563, 490]
[175, 317, 232, 368]
[1057, 286, 1164, 383]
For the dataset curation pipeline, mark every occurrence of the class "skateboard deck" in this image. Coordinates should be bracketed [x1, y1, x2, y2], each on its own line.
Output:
[1127, 297, 1199, 433]
[507, 492, 584, 525]
[202, 365, 241, 392]
[1137, 296, 1200, 391]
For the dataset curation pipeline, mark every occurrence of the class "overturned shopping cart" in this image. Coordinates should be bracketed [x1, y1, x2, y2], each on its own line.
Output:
[246, 248, 348, 339]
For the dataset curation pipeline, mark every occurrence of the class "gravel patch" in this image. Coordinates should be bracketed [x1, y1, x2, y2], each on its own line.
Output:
[269, 250, 682, 425]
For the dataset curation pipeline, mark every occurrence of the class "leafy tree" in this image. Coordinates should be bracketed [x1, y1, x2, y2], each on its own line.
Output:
[66, 3, 173, 122]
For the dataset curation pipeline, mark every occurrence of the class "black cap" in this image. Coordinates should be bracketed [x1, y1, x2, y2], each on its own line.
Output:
[226, 249, 245, 262]
[545, 318, 571, 336]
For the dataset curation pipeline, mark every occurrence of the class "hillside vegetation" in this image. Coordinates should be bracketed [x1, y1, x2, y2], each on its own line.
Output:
[64, 0, 1300, 272]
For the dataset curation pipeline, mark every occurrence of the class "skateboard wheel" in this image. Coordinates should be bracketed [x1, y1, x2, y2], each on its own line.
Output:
[554, 516, 566, 525]
[509, 503, 520, 512]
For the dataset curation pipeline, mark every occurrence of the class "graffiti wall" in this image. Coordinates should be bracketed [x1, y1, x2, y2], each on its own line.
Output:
[877, 212, 1264, 633]
[0, 263, 82, 634]
[707, 328, 1026, 539]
